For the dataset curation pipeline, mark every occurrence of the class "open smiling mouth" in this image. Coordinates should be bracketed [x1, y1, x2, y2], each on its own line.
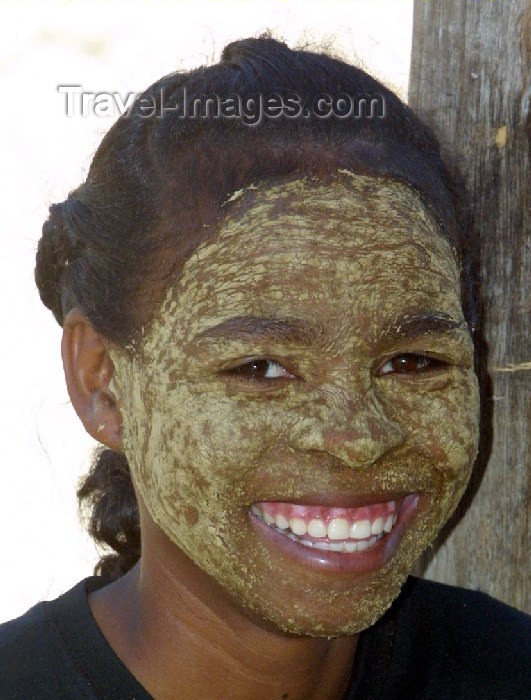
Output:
[248, 494, 420, 573]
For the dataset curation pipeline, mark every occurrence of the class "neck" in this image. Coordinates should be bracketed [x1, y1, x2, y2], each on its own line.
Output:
[88, 514, 359, 700]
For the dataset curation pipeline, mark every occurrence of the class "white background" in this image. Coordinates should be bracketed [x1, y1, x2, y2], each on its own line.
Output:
[0, 0, 413, 623]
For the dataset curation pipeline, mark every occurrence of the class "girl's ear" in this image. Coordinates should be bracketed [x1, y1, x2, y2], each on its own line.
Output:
[61, 308, 123, 452]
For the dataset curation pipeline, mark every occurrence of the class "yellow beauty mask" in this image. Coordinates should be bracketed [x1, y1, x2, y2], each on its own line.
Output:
[109, 174, 479, 636]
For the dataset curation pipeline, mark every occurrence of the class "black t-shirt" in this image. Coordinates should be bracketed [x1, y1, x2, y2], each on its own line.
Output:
[0, 575, 529, 699]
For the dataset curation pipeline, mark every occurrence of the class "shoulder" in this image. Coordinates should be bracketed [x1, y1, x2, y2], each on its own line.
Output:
[401, 576, 530, 646]
[0, 595, 57, 667]
[387, 576, 531, 699]
[0, 578, 106, 699]
[0, 596, 71, 698]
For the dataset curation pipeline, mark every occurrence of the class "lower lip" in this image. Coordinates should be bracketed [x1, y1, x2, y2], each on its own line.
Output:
[248, 494, 420, 574]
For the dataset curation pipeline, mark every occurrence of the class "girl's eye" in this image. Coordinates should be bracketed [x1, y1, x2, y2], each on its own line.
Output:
[225, 359, 295, 382]
[378, 354, 447, 375]
[224, 354, 447, 384]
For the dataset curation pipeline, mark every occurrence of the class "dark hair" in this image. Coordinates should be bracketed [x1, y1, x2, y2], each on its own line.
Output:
[35, 35, 478, 580]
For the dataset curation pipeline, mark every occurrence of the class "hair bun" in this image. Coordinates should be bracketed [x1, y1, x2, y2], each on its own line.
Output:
[35, 201, 78, 325]
[220, 34, 288, 64]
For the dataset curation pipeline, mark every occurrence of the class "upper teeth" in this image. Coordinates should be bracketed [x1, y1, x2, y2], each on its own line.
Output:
[250, 503, 398, 541]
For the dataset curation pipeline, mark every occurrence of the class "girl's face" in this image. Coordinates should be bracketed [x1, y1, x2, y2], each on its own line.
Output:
[110, 174, 479, 636]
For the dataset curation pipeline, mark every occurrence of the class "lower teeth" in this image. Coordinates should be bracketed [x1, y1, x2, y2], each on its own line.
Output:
[279, 527, 384, 553]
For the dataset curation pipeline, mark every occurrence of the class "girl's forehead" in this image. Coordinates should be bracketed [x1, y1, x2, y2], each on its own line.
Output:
[189, 173, 454, 268]
[173, 175, 457, 298]
[137, 175, 464, 353]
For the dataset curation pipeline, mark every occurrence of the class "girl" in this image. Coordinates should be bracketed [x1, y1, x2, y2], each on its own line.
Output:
[1, 36, 529, 699]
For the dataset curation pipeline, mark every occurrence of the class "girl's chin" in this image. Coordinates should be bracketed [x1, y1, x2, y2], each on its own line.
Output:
[235, 572, 408, 638]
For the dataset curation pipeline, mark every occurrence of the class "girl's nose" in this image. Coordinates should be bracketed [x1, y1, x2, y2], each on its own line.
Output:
[289, 392, 405, 469]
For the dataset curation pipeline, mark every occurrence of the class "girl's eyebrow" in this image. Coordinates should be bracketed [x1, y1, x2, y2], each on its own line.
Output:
[379, 312, 469, 344]
[191, 316, 322, 346]
[190, 312, 468, 347]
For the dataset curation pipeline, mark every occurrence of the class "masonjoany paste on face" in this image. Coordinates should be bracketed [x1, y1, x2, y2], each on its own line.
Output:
[108, 174, 480, 636]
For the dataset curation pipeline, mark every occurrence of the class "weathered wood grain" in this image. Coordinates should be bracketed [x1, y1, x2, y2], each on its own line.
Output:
[409, 0, 529, 613]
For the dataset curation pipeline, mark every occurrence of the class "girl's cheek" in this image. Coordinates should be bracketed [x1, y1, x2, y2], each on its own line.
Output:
[378, 370, 480, 472]
[174, 393, 284, 480]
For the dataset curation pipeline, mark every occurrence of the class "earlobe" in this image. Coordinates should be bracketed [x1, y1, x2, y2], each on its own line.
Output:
[61, 308, 123, 452]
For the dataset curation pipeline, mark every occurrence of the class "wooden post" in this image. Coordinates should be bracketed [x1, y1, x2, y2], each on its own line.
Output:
[408, 0, 529, 612]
